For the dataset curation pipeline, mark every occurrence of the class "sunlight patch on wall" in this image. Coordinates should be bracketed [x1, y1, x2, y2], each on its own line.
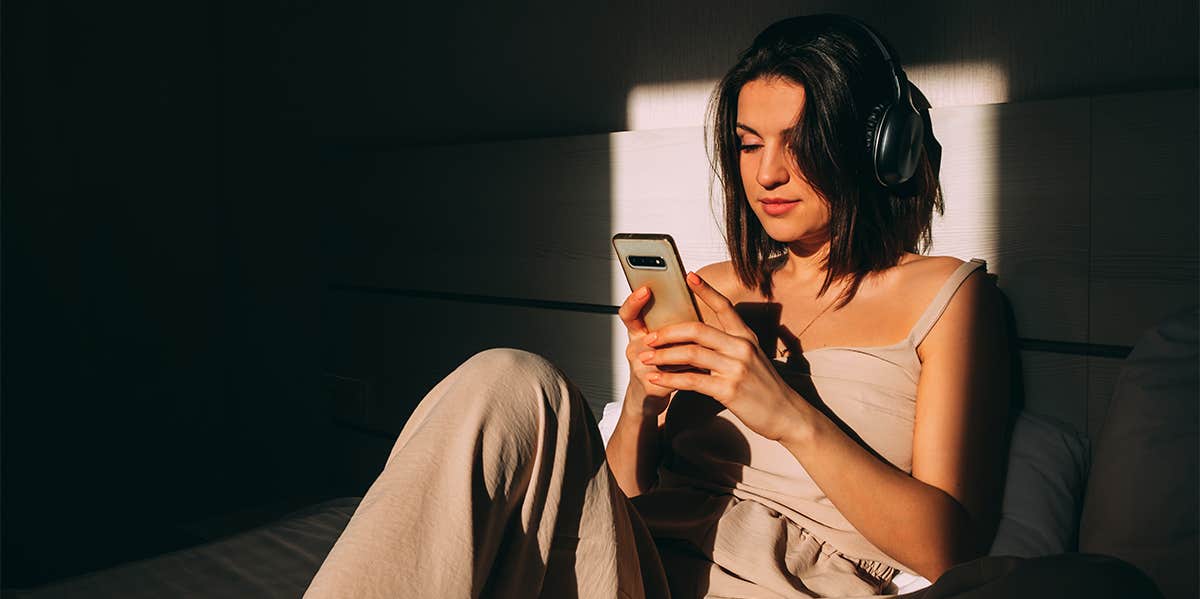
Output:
[625, 79, 720, 131]
[606, 124, 728, 404]
[610, 78, 727, 401]
[907, 60, 1011, 107]
[622, 61, 1009, 133]
[924, 103, 1004, 269]
[916, 61, 1008, 273]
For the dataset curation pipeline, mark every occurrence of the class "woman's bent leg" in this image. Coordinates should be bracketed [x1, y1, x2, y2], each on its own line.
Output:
[304, 348, 667, 598]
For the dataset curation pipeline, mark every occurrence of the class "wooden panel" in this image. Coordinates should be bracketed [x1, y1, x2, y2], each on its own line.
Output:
[330, 128, 726, 308]
[323, 291, 625, 434]
[927, 97, 1092, 343]
[331, 133, 616, 304]
[1087, 356, 1126, 441]
[1019, 351, 1089, 434]
[1090, 89, 1199, 346]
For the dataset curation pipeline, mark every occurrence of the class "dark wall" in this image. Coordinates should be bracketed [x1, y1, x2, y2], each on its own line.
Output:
[5, 1, 229, 586]
[3, 1, 336, 586]
[260, 0, 1200, 142]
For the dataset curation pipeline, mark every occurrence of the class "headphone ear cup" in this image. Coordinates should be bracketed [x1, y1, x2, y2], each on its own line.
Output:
[864, 102, 889, 185]
[876, 103, 924, 188]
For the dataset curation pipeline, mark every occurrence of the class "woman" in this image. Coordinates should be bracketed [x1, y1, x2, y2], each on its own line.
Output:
[306, 14, 1159, 599]
[603, 14, 1007, 596]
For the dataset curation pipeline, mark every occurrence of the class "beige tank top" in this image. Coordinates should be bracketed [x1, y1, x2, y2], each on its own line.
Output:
[635, 257, 989, 576]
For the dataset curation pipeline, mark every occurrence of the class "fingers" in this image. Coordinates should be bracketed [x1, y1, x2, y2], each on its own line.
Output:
[638, 342, 739, 374]
[646, 369, 726, 401]
[645, 320, 756, 361]
[685, 272, 758, 342]
[618, 286, 652, 335]
[625, 324, 678, 400]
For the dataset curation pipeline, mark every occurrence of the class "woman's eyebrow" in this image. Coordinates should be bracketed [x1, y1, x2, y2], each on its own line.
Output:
[735, 123, 760, 136]
[736, 122, 796, 137]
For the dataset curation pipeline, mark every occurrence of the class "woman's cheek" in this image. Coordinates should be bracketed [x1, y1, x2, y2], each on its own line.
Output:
[739, 156, 757, 187]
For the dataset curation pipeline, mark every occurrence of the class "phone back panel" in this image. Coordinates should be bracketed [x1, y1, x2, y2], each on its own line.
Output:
[612, 234, 701, 331]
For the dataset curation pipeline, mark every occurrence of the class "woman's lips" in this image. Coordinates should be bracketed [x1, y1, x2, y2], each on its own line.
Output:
[760, 199, 800, 216]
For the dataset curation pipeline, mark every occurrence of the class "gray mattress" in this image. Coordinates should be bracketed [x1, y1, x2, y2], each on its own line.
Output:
[3, 497, 361, 598]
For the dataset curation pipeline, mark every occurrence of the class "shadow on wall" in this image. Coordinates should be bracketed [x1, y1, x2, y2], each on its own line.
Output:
[319, 137, 622, 491]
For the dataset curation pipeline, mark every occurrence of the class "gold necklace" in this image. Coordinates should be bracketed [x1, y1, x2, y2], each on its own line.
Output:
[777, 295, 839, 359]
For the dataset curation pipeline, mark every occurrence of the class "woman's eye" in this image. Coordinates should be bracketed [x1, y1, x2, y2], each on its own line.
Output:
[737, 142, 762, 153]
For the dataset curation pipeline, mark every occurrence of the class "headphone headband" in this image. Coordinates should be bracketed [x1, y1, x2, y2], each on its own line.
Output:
[819, 14, 925, 191]
[819, 14, 907, 105]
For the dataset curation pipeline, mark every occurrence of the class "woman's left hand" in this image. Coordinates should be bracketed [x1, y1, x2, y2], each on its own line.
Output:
[640, 271, 812, 444]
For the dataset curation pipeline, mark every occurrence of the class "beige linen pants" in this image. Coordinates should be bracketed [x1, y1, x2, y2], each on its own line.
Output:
[304, 348, 670, 598]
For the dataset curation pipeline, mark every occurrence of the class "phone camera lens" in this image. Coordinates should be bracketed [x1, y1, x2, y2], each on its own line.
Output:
[628, 255, 667, 270]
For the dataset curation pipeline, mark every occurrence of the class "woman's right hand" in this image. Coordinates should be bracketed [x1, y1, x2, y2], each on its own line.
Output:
[619, 286, 676, 419]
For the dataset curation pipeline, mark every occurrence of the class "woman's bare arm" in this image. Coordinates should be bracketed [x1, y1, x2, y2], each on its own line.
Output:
[606, 282, 687, 499]
[604, 385, 670, 497]
[779, 270, 1011, 581]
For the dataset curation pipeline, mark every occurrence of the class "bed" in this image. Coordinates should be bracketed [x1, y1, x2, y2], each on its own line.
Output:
[2, 497, 361, 598]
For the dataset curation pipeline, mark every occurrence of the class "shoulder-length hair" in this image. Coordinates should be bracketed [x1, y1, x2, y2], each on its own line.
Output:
[706, 15, 944, 308]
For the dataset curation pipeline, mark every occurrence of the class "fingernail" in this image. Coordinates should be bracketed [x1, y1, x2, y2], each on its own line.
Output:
[648, 373, 660, 382]
[638, 350, 654, 361]
[645, 332, 658, 345]
[687, 272, 700, 286]
[636, 287, 649, 299]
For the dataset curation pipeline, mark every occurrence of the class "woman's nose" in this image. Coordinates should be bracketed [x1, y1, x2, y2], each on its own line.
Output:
[756, 145, 790, 189]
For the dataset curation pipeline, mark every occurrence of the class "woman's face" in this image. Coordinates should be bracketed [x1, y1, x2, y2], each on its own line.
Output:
[736, 78, 830, 246]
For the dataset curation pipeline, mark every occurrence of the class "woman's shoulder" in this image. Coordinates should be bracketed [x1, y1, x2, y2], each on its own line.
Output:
[890, 254, 990, 297]
[896, 253, 967, 278]
[894, 253, 1001, 311]
[908, 254, 1006, 360]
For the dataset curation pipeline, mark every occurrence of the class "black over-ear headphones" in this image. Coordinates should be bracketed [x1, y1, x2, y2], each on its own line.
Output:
[750, 14, 937, 193]
[826, 14, 927, 191]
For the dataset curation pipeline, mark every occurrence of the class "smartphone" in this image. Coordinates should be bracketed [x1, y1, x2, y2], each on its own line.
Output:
[612, 233, 704, 373]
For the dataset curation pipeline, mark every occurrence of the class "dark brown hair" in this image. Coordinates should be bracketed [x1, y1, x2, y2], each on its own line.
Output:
[706, 15, 944, 308]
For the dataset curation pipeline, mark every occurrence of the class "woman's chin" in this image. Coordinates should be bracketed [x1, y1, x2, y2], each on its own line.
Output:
[761, 224, 806, 243]
[761, 224, 829, 247]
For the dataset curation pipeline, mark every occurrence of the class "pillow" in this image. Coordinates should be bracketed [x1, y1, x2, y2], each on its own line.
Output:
[988, 410, 1092, 557]
[598, 399, 623, 447]
[1079, 306, 1198, 599]
[885, 411, 1091, 594]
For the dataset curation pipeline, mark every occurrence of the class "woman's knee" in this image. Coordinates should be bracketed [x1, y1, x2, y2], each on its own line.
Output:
[461, 347, 563, 382]
[457, 348, 576, 409]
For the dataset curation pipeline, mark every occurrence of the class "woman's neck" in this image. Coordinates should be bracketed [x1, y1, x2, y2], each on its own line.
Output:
[776, 240, 838, 293]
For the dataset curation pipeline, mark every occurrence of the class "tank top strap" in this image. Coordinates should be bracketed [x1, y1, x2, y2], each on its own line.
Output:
[908, 258, 989, 348]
